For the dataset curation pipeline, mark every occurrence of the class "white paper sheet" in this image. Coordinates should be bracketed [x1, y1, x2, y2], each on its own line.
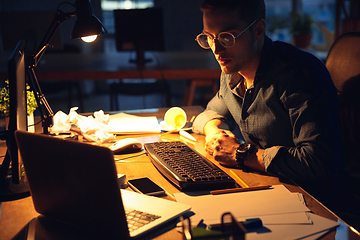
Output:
[257, 212, 312, 225]
[108, 113, 161, 134]
[174, 185, 339, 239]
[174, 185, 310, 226]
[246, 213, 339, 240]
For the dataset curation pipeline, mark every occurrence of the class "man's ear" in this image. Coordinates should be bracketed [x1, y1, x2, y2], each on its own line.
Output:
[255, 19, 266, 40]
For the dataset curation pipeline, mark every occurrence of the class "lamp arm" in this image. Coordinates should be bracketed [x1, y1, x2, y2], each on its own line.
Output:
[30, 9, 76, 68]
[26, 67, 54, 134]
[23, 0, 106, 134]
[26, 5, 75, 134]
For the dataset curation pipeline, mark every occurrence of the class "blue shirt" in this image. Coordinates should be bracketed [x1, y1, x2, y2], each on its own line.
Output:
[193, 36, 342, 197]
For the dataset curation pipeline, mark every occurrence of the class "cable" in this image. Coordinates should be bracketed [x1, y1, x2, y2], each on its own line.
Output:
[114, 151, 146, 162]
[28, 118, 42, 128]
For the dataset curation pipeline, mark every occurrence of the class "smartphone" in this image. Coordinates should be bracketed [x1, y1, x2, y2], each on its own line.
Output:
[127, 177, 166, 196]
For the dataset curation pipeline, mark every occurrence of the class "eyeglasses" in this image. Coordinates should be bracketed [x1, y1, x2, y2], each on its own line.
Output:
[195, 20, 257, 49]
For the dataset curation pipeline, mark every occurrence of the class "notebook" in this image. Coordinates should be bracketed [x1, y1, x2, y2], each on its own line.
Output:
[14, 130, 190, 239]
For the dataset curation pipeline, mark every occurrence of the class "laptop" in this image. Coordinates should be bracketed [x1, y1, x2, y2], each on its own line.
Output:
[14, 130, 190, 239]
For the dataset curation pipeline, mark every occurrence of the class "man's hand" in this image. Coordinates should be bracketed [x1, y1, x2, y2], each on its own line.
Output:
[203, 119, 239, 167]
[203, 119, 231, 154]
[205, 129, 240, 167]
[203, 119, 266, 171]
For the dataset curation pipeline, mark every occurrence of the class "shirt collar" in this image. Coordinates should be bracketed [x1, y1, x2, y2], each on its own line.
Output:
[229, 73, 241, 89]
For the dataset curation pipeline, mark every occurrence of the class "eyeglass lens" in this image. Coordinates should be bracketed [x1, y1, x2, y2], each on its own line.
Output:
[197, 32, 235, 49]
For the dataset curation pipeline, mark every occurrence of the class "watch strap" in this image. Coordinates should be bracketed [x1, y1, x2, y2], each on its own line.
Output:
[236, 143, 254, 168]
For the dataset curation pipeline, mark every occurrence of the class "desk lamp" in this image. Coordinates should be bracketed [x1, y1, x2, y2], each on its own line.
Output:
[27, 0, 107, 134]
[0, 0, 107, 201]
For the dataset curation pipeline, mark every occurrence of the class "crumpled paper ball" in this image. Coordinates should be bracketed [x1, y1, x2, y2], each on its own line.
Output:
[49, 107, 115, 143]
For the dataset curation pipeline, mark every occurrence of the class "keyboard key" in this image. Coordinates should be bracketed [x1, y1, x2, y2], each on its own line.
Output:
[125, 210, 161, 232]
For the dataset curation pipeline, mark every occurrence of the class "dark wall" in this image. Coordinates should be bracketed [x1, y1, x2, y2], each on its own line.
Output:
[0, 0, 204, 53]
[0, 0, 102, 53]
[154, 0, 204, 51]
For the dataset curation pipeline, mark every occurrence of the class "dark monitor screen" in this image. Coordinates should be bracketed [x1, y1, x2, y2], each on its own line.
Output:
[114, 8, 164, 65]
[7, 40, 27, 183]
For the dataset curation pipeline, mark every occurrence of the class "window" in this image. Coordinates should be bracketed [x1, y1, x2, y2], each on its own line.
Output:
[265, 0, 292, 42]
[266, 0, 336, 48]
[101, 0, 154, 34]
[101, 0, 154, 52]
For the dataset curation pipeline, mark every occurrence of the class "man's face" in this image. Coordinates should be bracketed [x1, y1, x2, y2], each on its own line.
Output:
[203, 8, 258, 74]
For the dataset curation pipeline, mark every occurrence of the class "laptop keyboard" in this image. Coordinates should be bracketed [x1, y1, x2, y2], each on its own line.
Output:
[126, 209, 161, 232]
[144, 141, 236, 191]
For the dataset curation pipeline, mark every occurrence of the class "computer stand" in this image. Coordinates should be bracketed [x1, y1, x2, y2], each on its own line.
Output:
[129, 48, 153, 67]
[0, 172, 30, 202]
[0, 56, 53, 201]
[0, 131, 30, 202]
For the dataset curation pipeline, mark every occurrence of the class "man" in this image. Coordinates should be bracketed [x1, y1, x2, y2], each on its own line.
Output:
[192, 0, 342, 209]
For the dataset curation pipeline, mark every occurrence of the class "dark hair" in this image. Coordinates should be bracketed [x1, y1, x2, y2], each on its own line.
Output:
[200, 0, 266, 25]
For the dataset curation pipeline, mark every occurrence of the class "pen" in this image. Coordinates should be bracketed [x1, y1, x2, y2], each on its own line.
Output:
[161, 129, 178, 136]
[210, 185, 272, 195]
[229, 169, 249, 188]
[179, 130, 197, 141]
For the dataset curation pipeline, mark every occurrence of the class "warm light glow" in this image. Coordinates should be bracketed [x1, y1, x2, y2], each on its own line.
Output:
[123, 0, 133, 9]
[350, 226, 360, 236]
[101, 1, 153, 11]
[81, 35, 98, 43]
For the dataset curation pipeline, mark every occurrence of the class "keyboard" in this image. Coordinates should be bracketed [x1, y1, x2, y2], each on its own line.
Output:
[144, 141, 236, 191]
[126, 209, 161, 232]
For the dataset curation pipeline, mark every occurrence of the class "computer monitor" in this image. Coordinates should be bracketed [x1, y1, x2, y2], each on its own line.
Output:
[8, 40, 28, 183]
[114, 8, 165, 66]
[0, 40, 28, 199]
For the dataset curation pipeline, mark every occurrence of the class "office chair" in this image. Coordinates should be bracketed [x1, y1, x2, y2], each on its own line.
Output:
[326, 32, 360, 230]
[338, 74, 360, 230]
[339, 74, 360, 183]
[325, 31, 360, 93]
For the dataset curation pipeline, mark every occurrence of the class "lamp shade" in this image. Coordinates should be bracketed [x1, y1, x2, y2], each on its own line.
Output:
[71, 0, 107, 39]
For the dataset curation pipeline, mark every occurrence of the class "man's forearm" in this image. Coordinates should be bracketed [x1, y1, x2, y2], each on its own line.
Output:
[204, 119, 230, 136]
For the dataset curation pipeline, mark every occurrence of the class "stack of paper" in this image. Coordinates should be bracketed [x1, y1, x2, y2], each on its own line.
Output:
[108, 113, 161, 134]
[174, 185, 340, 239]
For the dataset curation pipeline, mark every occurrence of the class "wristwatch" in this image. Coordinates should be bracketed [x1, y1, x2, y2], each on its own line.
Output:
[235, 143, 255, 168]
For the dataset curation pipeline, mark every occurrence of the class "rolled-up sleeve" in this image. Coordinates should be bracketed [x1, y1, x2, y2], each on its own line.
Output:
[192, 109, 226, 135]
[262, 146, 282, 170]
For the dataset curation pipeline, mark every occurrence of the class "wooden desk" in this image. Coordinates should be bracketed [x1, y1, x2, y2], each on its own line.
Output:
[0, 106, 359, 240]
